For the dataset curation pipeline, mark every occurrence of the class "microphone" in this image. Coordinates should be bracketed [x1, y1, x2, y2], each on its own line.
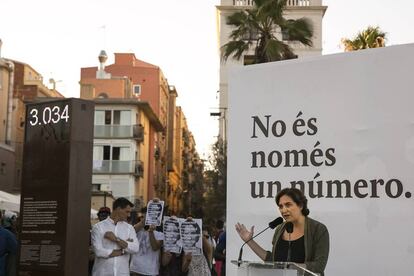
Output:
[285, 222, 294, 263]
[238, 217, 283, 266]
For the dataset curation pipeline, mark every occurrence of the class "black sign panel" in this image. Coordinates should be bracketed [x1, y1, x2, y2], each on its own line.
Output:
[18, 98, 94, 276]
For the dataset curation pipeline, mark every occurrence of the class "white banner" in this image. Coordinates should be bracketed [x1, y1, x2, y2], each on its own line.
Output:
[227, 44, 414, 276]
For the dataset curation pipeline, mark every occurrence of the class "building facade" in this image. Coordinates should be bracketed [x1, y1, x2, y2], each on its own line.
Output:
[81, 51, 203, 214]
[90, 99, 163, 210]
[216, 0, 327, 140]
[0, 42, 63, 192]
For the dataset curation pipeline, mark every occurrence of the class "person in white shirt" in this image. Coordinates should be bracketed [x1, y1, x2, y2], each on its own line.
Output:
[130, 205, 164, 276]
[91, 197, 139, 276]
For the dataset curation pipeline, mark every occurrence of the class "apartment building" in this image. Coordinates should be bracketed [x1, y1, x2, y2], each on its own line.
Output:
[0, 43, 64, 192]
[80, 51, 164, 209]
[180, 112, 204, 216]
[91, 99, 163, 209]
[81, 52, 170, 203]
[81, 51, 204, 214]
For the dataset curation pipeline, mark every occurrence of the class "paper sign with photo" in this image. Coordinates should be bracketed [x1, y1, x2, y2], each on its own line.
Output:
[163, 216, 182, 254]
[180, 218, 203, 255]
[145, 200, 164, 226]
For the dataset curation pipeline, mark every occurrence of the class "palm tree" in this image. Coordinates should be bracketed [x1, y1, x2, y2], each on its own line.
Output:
[341, 26, 386, 52]
[221, 0, 313, 65]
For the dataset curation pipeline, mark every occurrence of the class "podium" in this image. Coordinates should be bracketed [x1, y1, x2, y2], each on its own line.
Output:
[231, 260, 320, 276]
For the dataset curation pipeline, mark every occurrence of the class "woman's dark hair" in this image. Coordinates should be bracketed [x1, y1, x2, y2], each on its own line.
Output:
[275, 188, 310, 216]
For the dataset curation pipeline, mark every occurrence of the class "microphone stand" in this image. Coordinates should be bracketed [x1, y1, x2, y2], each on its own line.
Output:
[237, 225, 270, 267]
[286, 232, 291, 269]
[284, 222, 293, 270]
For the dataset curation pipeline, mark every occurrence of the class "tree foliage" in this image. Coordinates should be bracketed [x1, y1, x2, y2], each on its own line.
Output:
[221, 0, 313, 64]
[342, 26, 386, 52]
[203, 139, 227, 227]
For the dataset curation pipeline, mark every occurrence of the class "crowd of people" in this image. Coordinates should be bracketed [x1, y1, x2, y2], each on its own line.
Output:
[0, 210, 18, 276]
[0, 198, 226, 276]
[1, 187, 328, 276]
[89, 197, 226, 276]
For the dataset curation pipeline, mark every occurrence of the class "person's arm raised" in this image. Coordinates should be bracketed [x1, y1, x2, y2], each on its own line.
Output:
[148, 225, 163, 251]
[235, 222, 268, 261]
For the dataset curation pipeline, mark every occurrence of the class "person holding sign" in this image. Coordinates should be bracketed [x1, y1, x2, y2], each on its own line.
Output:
[235, 188, 330, 275]
[181, 217, 213, 276]
[130, 199, 164, 276]
[145, 199, 164, 226]
[161, 216, 192, 276]
[163, 216, 182, 254]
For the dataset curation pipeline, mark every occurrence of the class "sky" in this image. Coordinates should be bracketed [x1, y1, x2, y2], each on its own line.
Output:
[1, 0, 414, 158]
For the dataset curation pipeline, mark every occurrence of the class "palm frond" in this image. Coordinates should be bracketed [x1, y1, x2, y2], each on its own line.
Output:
[263, 39, 285, 61]
[281, 18, 313, 46]
[221, 40, 251, 62]
[264, 39, 295, 61]
[341, 26, 387, 51]
[256, 0, 286, 21]
[226, 10, 249, 26]
[222, 0, 313, 64]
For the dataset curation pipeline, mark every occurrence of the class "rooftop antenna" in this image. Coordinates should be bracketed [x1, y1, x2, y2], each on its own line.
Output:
[100, 25, 106, 49]
[49, 78, 62, 90]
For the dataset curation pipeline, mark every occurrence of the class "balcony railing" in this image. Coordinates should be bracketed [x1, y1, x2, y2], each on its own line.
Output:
[233, 0, 254, 6]
[94, 124, 144, 141]
[287, 0, 311, 6]
[93, 160, 144, 177]
[232, 0, 320, 6]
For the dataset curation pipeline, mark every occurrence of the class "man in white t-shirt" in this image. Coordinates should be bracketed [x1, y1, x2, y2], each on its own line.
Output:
[130, 206, 164, 276]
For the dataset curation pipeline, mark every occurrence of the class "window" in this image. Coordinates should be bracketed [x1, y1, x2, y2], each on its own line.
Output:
[113, 111, 121, 125]
[103, 146, 111, 160]
[282, 28, 291, 41]
[242, 28, 258, 41]
[105, 111, 111, 125]
[95, 111, 105, 125]
[97, 110, 131, 125]
[92, 184, 101, 191]
[133, 84, 141, 96]
[95, 145, 130, 161]
[112, 147, 120, 160]
[97, 93, 108, 98]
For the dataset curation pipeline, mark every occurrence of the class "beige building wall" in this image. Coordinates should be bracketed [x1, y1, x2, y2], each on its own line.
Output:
[138, 108, 150, 205]
[91, 192, 115, 211]
[89, 99, 162, 212]
[0, 61, 9, 146]
[81, 52, 167, 206]
[0, 144, 15, 192]
[0, 62, 9, 143]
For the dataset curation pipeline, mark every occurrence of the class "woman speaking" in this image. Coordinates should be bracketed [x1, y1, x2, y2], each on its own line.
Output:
[235, 188, 329, 275]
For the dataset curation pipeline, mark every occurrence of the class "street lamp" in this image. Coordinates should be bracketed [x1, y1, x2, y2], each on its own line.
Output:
[210, 108, 227, 142]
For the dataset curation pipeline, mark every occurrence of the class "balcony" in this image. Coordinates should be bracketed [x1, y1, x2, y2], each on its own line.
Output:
[230, 0, 320, 6]
[93, 160, 144, 177]
[94, 124, 144, 141]
[233, 0, 254, 6]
